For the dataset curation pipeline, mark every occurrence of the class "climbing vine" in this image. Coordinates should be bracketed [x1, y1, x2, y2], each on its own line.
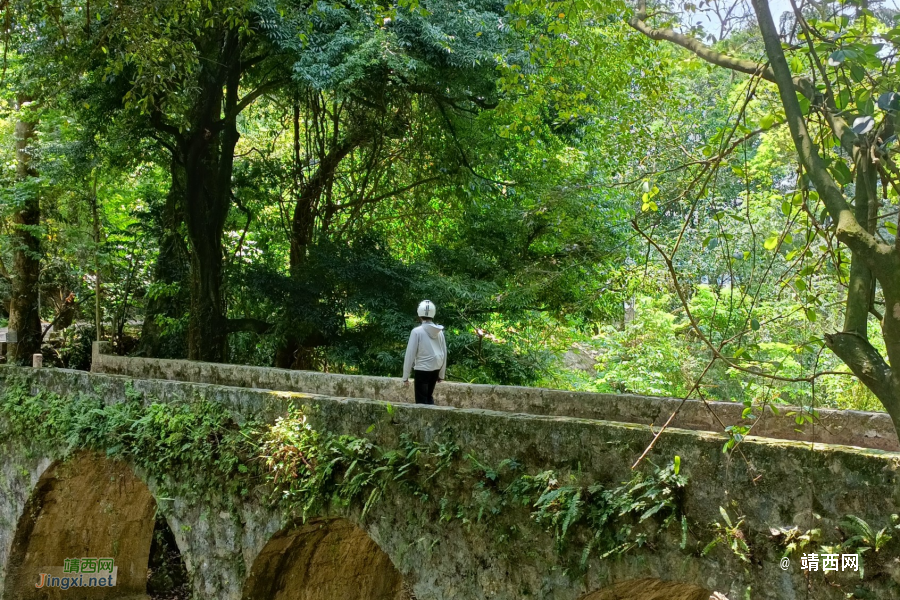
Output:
[257, 404, 690, 571]
[0, 380, 262, 502]
[3, 371, 899, 592]
[463, 453, 688, 569]
[0, 376, 690, 573]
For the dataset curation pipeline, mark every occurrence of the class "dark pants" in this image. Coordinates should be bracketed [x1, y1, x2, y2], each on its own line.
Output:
[413, 369, 440, 405]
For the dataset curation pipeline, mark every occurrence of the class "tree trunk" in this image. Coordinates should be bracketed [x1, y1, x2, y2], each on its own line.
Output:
[92, 172, 102, 342]
[843, 150, 877, 336]
[180, 31, 242, 362]
[751, 0, 900, 432]
[7, 96, 41, 365]
[276, 134, 363, 368]
[139, 161, 189, 357]
[289, 134, 363, 273]
[185, 200, 227, 362]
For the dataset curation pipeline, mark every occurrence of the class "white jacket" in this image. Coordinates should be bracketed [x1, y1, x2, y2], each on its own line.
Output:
[402, 322, 447, 380]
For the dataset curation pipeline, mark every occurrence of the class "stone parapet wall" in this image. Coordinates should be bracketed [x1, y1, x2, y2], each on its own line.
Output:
[91, 342, 899, 451]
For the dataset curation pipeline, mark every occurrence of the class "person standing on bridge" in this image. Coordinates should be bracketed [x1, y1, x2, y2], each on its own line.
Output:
[402, 300, 448, 405]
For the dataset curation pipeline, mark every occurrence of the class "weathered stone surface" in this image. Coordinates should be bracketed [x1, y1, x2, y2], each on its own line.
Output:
[1, 365, 900, 600]
[91, 342, 900, 451]
[3, 454, 155, 600]
[0, 441, 51, 598]
[243, 519, 410, 600]
[584, 578, 712, 600]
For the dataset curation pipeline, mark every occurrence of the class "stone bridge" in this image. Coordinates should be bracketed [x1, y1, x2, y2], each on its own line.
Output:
[0, 343, 898, 600]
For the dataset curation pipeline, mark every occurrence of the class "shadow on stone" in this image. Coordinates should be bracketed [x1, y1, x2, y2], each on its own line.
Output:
[583, 578, 721, 600]
[242, 518, 411, 600]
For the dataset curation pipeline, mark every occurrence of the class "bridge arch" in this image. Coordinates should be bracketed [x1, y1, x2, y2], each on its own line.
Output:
[582, 578, 719, 600]
[242, 518, 411, 600]
[1, 451, 166, 599]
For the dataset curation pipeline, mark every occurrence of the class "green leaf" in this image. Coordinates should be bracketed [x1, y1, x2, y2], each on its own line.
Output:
[828, 50, 846, 65]
[750, 318, 760, 331]
[856, 89, 874, 115]
[719, 506, 734, 527]
[673, 455, 681, 475]
[837, 87, 851, 110]
[764, 235, 779, 251]
[830, 161, 853, 185]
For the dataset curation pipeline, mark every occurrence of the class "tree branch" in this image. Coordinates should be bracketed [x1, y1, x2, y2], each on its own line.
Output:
[628, 3, 817, 100]
[788, 0, 859, 154]
[630, 0, 859, 156]
[749, 0, 895, 279]
[825, 332, 900, 418]
[150, 110, 183, 140]
[226, 318, 272, 334]
[435, 99, 515, 186]
[148, 131, 178, 157]
[632, 218, 859, 385]
[333, 174, 447, 211]
[231, 78, 290, 118]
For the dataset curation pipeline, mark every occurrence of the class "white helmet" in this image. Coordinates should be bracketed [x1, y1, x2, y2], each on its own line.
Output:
[417, 300, 436, 318]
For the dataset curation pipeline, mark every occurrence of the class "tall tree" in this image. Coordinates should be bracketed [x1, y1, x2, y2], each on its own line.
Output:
[6, 95, 41, 364]
[40, 0, 518, 362]
[631, 0, 900, 435]
[252, 0, 514, 367]
[45, 0, 298, 361]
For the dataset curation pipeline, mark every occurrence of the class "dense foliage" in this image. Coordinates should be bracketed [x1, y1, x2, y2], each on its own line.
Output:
[3, 0, 900, 428]
[5, 376, 899, 583]
[0, 378, 692, 574]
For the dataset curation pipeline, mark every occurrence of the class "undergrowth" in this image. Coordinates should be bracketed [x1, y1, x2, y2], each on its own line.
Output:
[3, 375, 897, 584]
[0, 377, 688, 572]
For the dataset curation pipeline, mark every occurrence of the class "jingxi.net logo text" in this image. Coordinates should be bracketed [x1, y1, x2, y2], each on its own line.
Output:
[35, 558, 117, 589]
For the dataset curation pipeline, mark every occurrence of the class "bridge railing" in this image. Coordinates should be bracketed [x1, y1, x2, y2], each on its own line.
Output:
[90, 342, 899, 451]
